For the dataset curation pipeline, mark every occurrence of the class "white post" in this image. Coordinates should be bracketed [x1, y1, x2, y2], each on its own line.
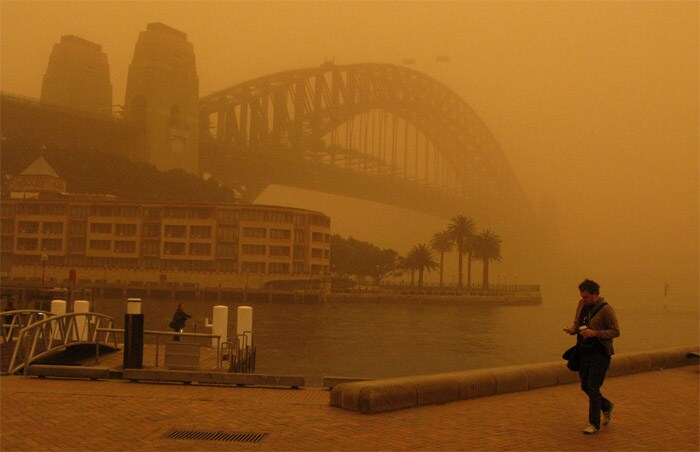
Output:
[237, 306, 253, 348]
[73, 299, 90, 341]
[211, 305, 228, 348]
[50, 299, 66, 340]
[126, 298, 142, 314]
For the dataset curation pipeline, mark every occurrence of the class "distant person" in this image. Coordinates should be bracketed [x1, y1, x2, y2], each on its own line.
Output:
[169, 303, 191, 342]
[563, 279, 620, 434]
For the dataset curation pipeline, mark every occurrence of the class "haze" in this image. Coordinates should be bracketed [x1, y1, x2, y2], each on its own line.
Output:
[1, 1, 697, 308]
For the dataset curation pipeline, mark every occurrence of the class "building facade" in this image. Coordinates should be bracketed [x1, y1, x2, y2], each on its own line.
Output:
[1, 160, 331, 290]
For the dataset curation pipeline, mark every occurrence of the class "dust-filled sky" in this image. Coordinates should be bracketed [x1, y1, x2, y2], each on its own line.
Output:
[1, 1, 698, 307]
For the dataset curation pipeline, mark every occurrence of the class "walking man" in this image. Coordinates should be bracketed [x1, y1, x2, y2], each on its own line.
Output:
[563, 279, 620, 434]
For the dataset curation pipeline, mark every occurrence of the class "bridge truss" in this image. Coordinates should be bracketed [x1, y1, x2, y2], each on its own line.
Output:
[199, 63, 530, 221]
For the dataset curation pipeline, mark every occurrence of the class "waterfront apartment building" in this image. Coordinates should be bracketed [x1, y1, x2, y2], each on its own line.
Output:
[1, 159, 331, 290]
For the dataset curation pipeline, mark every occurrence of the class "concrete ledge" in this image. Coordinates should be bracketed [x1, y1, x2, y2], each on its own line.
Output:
[323, 376, 373, 389]
[122, 369, 305, 388]
[330, 345, 699, 414]
[27, 365, 111, 380]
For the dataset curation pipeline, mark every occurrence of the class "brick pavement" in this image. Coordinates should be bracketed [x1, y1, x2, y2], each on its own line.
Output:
[1, 365, 698, 451]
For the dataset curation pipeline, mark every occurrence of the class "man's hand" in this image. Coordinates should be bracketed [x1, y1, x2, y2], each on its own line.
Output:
[579, 328, 598, 338]
[563, 327, 576, 335]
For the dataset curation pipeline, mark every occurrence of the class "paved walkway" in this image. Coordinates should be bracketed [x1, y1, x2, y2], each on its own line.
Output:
[1, 365, 698, 451]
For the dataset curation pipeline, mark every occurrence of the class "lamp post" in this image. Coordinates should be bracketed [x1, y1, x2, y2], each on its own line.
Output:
[40, 253, 48, 288]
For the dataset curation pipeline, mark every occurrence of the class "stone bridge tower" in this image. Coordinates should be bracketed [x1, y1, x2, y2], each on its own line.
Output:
[40, 35, 112, 115]
[124, 23, 199, 174]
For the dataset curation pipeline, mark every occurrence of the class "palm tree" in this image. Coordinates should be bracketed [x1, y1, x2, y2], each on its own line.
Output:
[405, 243, 439, 287]
[430, 230, 453, 287]
[446, 215, 476, 289]
[473, 229, 502, 290]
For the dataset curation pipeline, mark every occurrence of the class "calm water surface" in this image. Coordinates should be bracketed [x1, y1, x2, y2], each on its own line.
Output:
[93, 294, 699, 380]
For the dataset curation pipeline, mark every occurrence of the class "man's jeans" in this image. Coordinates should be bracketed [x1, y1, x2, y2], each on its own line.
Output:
[579, 351, 612, 429]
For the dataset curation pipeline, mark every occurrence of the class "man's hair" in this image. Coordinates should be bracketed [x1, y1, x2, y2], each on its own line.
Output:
[578, 279, 600, 295]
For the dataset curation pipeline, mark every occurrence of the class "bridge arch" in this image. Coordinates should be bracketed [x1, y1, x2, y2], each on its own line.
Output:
[199, 63, 528, 221]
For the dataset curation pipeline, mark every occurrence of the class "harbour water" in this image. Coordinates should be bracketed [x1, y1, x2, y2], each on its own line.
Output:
[93, 293, 699, 380]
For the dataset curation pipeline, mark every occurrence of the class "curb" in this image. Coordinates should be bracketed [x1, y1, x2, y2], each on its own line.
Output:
[330, 345, 699, 414]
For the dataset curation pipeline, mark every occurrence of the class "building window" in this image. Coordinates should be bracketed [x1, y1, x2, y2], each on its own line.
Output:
[164, 207, 191, 219]
[0, 219, 14, 234]
[164, 225, 186, 238]
[311, 248, 324, 258]
[293, 214, 306, 226]
[312, 232, 324, 242]
[293, 246, 304, 259]
[90, 206, 114, 217]
[218, 260, 237, 272]
[241, 210, 265, 221]
[1, 237, 14, 251]
[242, 227, 266, 238]
[90, 223, 112, 234]
[69, 205, 90, 218]
[189, 243, 212, 256]
[142, 223, 160, 237]
[163, 242, 186, 255]
[294, 229, 305, 243]
[114, 241, 136, 253]
[241, 262, 265, 273]
[42, 222, 63, 235]
[144, 208, 162, 221]
[266, 211, 292, 223]
[40, 239, 62, 251]
[216, 243, 237, 257]
[293, 262, 304, 274]
[16, 238, 38, 250]
[18, 221, 39, 233]
[216, 225, 238, 241]
[42, 204, 65, 215]
[69, 221, 87, 236]
[68, 238, 86, 253]
[190, 225, 212, 239]
[1, 204, 15, 216]
[311, 265, 325, 274]
[116, 206, 139, 217]
[217, 209, 239, 222]
[89, 240, 111, 251]
[269, 263, 289, 274]
[17, 204, 41, 215]
[242, 244, 266, 255]
[269, 246, 290, 257]
[115, 224, 137, 236]
[141, 240, 160, 255]
[270, 229, 291, 240]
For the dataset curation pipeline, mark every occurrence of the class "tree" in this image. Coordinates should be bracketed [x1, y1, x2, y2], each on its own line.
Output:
[446, 215, 476, 289]
[473, 229, 502, 290]
[430, 230, 453, 287]
[405, 243, 439, 287]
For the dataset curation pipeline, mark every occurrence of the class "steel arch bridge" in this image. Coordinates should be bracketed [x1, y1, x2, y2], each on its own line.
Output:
[199, 63, 530, 222]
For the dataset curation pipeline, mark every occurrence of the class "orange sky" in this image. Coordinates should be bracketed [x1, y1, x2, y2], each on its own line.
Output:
[1, 1, 698, 306]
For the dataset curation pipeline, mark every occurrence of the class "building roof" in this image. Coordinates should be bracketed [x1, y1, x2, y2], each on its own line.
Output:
[20, 156, 60, 178]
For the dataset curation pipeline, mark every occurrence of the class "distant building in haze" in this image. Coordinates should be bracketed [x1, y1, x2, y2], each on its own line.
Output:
[1, 158, 331, 291]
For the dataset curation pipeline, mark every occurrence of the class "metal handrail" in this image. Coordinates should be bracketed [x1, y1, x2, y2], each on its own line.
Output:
[95, 328, 223, 369]
[5, 313, 118, 375]
[1, 310, 54, 344]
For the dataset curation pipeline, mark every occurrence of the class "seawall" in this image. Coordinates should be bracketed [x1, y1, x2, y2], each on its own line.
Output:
[330, 345, 699, 414]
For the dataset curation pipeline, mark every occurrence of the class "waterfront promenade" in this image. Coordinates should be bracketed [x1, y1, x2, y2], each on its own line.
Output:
[1, 365, 697, 451]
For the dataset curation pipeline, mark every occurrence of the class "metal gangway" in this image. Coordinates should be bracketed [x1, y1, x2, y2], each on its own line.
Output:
[3, 312, 119, 375]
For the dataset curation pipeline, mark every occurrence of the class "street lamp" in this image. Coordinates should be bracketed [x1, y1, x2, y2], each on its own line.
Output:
[40, 253, 48, 288]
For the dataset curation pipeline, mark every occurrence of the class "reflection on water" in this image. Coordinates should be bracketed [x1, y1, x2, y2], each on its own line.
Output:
[93, 296, 698, 379]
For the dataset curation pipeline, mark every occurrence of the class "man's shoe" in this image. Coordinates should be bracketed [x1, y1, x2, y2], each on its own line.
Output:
[583, 425, 599, 435]
[602, 403, 614, 426]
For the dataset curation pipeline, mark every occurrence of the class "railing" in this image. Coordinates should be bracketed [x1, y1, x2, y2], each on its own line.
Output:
[1, 310, 54, 344]
[95, 328, 223, 370]
[5, 313, 118, 375]
[223, 331, 256, 373]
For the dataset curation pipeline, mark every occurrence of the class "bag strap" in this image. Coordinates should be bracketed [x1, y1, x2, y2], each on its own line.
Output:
[584, 302, 608, 326]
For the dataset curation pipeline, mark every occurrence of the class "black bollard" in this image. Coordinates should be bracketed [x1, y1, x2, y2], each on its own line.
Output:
[123, 313, 144, 369]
